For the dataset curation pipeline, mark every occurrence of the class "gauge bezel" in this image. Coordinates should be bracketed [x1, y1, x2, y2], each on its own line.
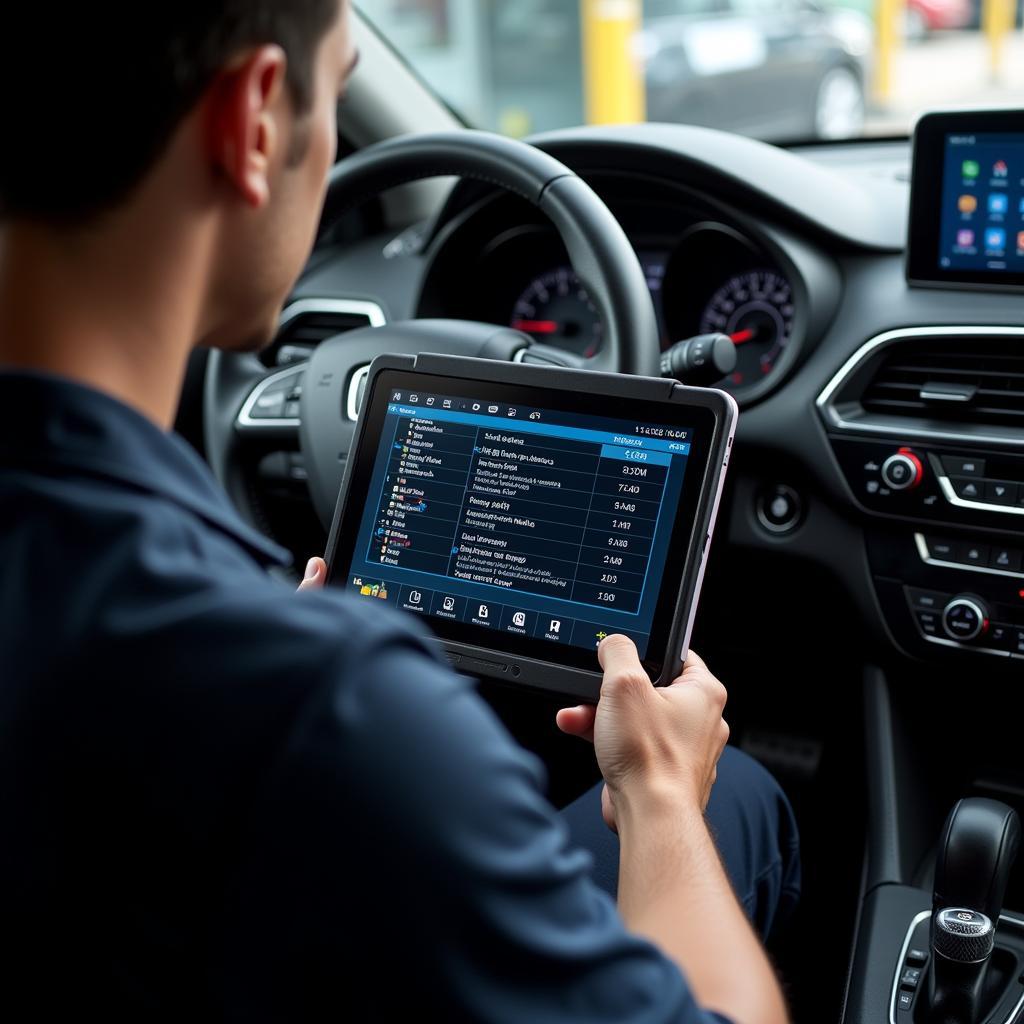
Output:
[660, 221, 809, 406]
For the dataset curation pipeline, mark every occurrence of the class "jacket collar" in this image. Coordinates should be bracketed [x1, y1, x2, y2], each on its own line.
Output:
[0, 369, 291, 568]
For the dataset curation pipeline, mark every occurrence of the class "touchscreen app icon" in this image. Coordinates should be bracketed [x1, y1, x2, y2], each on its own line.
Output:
[442, 597, 455, 612]
[478, 604, 489, 619]
[410, 591, 422, 604]
[956, 229, 975, 247]
[958, 194, 978, 214]
[988, 193, 1009, 215]
[985, 227, 1007, 251]
[549, 620, 561, 634]
[1017, 231, 1024, 253]
[512, 611, 526, 627]
[962, 159, 980, 179]
[994, 160, 1009, 178]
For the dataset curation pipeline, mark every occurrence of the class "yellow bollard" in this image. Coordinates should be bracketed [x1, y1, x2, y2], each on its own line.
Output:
[581, 0, 646, 125]
[873, 0, 905, 105]
[983, 0, 1015, 81]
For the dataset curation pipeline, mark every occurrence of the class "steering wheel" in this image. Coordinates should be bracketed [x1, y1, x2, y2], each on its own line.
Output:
[205, 130, 660, 530]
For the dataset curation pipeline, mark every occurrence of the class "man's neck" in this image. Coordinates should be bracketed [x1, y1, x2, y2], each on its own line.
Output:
[0, 215, 210, 431]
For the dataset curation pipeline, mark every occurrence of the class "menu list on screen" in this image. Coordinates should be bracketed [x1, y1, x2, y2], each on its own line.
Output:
[344, 392, 695, 658]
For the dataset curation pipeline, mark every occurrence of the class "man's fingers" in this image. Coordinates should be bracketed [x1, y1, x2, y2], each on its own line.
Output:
[556, 704, 596, 743]
[297, 556, 327, 592]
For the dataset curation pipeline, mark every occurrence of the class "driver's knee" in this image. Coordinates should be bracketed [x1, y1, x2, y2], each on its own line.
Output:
[705, 745, 801, 942]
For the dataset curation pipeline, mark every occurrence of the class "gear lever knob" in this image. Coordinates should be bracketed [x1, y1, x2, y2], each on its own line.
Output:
[933, 798, 1020, 925]
[929, 908, 995, 1024]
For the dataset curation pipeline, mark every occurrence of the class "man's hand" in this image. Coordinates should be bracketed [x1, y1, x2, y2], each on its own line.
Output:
[556, 636, 729, 829]
[297, 557, 327, 592]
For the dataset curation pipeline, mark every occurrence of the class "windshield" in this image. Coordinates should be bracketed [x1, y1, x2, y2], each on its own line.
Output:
[357, 0, 1024, 144]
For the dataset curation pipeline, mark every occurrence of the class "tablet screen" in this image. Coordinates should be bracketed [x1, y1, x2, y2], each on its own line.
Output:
[333, 370, 716, 675]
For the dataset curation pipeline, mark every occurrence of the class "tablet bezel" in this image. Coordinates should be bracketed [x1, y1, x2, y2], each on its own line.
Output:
[325, 354, 735, 702]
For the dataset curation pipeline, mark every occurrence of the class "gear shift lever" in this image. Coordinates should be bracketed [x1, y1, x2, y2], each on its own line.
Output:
[933, 798, 1020, 923]
[928, 798, 1021, 1024]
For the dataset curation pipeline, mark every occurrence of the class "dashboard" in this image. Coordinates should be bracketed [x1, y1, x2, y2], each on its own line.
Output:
[415, 176, 821, 405]
[250, 122, 1024, 683]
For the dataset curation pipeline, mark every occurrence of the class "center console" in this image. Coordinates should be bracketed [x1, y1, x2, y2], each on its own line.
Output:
[818, 325, 1024, 670]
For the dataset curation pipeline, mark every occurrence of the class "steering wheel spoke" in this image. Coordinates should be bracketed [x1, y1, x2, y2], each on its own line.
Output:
[235, 364, 306, 437]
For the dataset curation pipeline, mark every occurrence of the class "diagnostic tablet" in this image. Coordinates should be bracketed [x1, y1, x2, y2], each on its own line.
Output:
[325, 354, 736, 702]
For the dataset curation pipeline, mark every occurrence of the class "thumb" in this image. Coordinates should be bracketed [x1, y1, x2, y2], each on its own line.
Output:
[297, 556, 327, 592]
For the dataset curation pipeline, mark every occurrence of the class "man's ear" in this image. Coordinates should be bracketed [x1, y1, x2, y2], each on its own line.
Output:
[206, 45, 289, 209]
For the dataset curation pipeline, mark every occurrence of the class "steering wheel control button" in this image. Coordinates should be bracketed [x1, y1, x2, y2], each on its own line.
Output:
[756, 484, 802, 535]
[942, 597, 989, 642]
[881, 450, 923, 491]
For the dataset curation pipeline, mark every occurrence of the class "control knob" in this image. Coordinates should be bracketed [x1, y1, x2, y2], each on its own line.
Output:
[941, 596, 989, 643]
[881, 448, 924, 491]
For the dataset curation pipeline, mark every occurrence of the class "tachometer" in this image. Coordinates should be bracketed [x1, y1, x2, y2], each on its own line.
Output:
[511, 267, 603, 357]
[699, 270, 794, 392]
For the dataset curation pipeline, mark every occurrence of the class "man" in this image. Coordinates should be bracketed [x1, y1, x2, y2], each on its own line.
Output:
[0, 2, 799, 1021]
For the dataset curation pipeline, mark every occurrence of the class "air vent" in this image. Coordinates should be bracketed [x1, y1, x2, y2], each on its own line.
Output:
[817, 327, 1024, 447]
[262, 299, 385, 367]
[861, 336, 1024, 429]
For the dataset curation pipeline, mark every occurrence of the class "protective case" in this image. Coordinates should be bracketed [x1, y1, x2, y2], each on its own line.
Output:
[325, 353, 737, 702]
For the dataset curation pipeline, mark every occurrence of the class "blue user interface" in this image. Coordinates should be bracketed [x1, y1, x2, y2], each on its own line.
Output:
[344, 391, 695, 658]
[940, 132, 1024, 272]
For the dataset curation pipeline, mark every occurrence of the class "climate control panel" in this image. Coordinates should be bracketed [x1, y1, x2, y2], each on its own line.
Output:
[830, 437, 1024, 531]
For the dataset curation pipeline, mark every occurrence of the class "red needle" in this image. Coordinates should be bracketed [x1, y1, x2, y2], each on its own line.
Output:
[513, 320, 559, 334]
[730, 329, 756, 344]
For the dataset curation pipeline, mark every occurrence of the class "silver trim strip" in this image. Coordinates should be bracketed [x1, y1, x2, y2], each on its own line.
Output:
[236, 298, 386, 432]
[816, 325, 1024, 449]
[937, 473, 1024, 518]
[914, 532, 1024, 580]
[346, 365, 371, 422]
[278, 297, 386, 331]
[891, 911, 1024, 1023]
[237, 364, 305, 430]
[890, 910, 930, 1022]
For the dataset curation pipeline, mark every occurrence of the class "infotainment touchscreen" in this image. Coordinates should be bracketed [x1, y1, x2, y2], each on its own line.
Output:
[907, 110, 1024, 290]
[937, 133, 1024, 274]
[325, 354, 735, 700]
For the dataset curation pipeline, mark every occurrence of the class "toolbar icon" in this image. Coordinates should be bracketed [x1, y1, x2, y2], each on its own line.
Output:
[488, 405, 499, 414]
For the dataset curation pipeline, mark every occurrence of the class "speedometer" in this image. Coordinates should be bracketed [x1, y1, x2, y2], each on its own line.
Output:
[699, 270, 794, 392]
[511, 267, 603, 358]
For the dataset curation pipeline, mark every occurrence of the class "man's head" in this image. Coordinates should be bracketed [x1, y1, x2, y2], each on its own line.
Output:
[0, 0, 356, 353]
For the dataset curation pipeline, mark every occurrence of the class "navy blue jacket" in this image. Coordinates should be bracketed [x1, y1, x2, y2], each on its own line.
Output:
[0, 371, 729, 1023]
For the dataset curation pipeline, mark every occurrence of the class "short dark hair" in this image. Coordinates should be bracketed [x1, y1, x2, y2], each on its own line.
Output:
[0, 0, 340, 227]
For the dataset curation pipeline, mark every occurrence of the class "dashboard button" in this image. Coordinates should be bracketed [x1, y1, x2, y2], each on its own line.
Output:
[881, 452, 922, 491]
[990, 547, 1023, 573]
[926, 537, 956, 561]
[942, 597, 988, 642]
[942, 456, 986, 477]
[1014, 629, 1024, 656]
[957, 542, 990, 567]
[906, 587, 949, 610]
[898, 992, 914, 1012]
[985, 480, 1018, 506]
[915, 610, 940, 636]
[756, 484, 802, 534]
[988, 623, 1016, 652]
[952, 478, 983, 501]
